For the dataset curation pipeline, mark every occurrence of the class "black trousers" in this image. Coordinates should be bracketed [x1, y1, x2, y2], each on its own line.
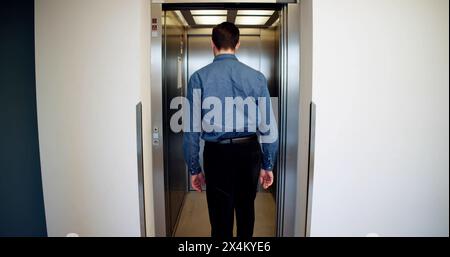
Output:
[203, 137, 261, 239]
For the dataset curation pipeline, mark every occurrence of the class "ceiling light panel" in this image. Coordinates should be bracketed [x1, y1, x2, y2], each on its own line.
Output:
[193, 16, 227, 25]
[237, 10, 275, 16]
[235, 16, 270, 26]
[191, 10, 227, 15]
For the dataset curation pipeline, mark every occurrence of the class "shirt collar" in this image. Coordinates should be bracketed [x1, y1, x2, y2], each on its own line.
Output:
[213, 54, 237, 62]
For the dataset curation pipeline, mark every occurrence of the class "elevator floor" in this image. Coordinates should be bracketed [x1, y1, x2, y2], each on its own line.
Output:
[174, 192, 276, 237]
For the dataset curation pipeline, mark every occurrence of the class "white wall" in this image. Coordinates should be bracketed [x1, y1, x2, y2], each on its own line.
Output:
[35, 0, 153, 236]
[310, 0, 449, 236]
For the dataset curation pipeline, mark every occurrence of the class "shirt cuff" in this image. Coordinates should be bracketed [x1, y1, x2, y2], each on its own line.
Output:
[262, 156, 274, 171]
[189, 167, 202, 175]
[262, 164, 273, 171]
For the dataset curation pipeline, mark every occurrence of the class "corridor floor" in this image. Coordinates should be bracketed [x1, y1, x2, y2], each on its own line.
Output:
[174, 192, 276, 237]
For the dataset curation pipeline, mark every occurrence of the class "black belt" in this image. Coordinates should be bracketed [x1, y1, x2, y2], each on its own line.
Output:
[215, 135, 257, 144]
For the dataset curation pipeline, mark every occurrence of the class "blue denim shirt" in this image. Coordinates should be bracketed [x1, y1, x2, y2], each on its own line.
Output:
[183, 54, 278, 175]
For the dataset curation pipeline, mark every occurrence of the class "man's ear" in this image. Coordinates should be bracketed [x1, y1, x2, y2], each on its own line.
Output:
[211, 40, 216, 52]
[235, 41, 241, 51]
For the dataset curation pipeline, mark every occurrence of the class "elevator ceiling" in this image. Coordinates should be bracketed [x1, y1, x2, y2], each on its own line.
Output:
[163, 3, 283, 28]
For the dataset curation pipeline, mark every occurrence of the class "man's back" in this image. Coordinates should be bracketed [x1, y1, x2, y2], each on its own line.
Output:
[184, 52, 277, 180]
[187, 54, 273, 141]
[192, 54, 267, 102]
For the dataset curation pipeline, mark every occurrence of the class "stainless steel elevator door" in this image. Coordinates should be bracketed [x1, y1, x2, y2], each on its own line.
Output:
[163, 11, 187, 236]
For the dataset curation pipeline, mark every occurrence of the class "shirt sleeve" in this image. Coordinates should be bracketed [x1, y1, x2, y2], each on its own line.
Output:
[183, 73, 202, 175]
[257, 74, 279, 171]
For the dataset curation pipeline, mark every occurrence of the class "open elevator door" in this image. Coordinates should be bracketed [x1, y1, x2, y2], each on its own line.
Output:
[150, 1, 307, 237]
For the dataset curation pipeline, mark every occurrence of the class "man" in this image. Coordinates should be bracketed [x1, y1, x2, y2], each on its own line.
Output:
[183, 22, 278, 239]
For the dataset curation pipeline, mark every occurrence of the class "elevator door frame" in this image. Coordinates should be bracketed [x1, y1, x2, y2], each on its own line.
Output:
[150, 1, 308, 237]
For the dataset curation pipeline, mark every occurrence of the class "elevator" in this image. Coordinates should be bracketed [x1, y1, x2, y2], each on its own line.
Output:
[150, 1, 310, 237]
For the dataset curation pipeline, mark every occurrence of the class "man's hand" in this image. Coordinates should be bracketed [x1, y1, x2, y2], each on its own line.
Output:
[191, 173, 206, 192]
[259, 170, 274, 190]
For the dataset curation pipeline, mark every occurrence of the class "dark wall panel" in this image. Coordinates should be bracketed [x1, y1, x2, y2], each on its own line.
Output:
[0, 0, 47, 236]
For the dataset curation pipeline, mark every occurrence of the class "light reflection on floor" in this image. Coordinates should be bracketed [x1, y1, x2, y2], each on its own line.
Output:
[174, 192, 276, 237]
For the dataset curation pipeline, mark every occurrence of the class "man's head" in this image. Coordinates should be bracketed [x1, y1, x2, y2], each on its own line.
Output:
[211, 22, 240, 55]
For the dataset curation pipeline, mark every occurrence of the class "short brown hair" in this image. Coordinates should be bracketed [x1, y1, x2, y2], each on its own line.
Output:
[212, 22, 240, 50]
